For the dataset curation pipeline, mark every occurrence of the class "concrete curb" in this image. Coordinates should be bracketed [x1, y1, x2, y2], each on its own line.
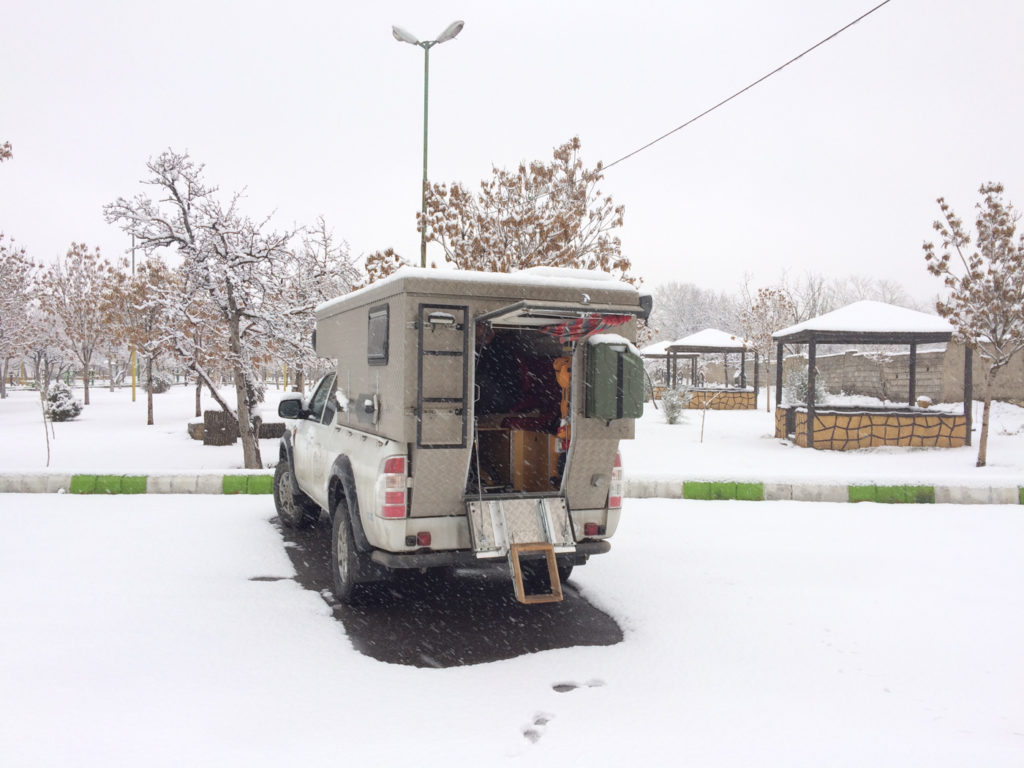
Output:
[624, 477, 1024, 505]
[0, 473, 1021, 505]
[0, 473, 275, 496]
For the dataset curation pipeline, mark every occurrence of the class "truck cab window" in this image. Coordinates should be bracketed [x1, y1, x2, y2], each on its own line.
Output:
[307, 374, 336, 422]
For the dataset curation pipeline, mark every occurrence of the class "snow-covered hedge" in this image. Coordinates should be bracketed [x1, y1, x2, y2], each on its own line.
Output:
[662, 385, 691, 425]
[45, 382, 83, 422]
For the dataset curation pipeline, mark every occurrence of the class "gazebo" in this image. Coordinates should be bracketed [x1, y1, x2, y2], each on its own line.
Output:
[641, 339, 696, 399]
[772, 301, 971, 449]
[665, 329, 759, 410]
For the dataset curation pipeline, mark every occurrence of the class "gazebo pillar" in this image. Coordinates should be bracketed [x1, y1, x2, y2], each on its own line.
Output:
[908, 343, 917, 406]
[806, 342, 817, 448]
[775, 342, 784, 407]
[753, 351, 759, 405]
[964, 345, 973, 446]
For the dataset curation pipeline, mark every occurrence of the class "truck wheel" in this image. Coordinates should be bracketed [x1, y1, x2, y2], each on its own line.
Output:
[330, 502, 365, 603]
[274, 462, 320, 529]
[556, 559, 574, 583]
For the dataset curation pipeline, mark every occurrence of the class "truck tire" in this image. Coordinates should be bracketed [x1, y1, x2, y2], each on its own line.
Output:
[273, 462, 320, 529]
[330, 500, 369, 604]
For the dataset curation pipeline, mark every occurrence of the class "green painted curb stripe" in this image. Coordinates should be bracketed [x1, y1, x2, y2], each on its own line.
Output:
[735, 482, 765, 501]
[69, 475, 150, 494]
[222, 476, 248, 495]
[221, 475, 274, 495]
[683, 481, 765, 501]
[849, 485, 935, 504]
[121, 476, 148, 494]
[1020, 487, 1024, 505]
[69, 475, 97, 494]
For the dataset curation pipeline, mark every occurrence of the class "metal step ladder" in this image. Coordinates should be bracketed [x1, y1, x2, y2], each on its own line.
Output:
[465, 497, 575, 604]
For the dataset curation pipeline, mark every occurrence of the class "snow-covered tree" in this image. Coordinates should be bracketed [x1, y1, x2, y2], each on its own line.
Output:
[103, 256, 177, 425]
[924, 182, 1024, 467]
[422, 137, 633, 281]
[38, 243, 113, 405]
[105, 150, 301, 468]
[649, 282, 741, 342]
[288, 217, 362, 390]
[364, 247, 410, 285]
[0, 234, 36, 398]
[740, 286, 797, 411]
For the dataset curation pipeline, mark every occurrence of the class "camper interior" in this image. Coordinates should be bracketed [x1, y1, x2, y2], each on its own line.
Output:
[468, 323, 570, 496]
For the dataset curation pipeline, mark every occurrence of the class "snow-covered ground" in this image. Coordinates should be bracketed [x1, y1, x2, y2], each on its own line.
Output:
[1, 385, 1023, 764]
[0, 385, 291, 472]
[621, 395, 1024, 488]
[1, 384, 1023, 485]
[1, 495, 1021, 766]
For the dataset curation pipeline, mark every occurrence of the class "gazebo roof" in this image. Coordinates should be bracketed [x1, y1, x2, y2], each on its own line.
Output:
[667, 328, 751, 353]
[641, 339, 675, 357]
[772, 301, 953, 345]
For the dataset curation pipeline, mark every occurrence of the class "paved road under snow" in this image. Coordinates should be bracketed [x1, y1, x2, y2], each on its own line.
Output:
[278, 518, 623, 667]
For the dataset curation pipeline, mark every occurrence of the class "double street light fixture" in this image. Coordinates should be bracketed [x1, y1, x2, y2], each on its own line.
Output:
[392, 20, 464, 268]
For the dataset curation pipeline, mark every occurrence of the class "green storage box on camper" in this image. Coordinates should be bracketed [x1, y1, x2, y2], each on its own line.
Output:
[585, 340, 644, 420]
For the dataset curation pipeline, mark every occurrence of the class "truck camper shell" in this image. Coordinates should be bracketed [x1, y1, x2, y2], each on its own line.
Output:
[300, 266, 649, 603]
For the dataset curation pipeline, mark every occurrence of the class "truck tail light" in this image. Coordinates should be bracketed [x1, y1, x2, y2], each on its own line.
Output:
[608, 452, 623, 510]
[378, 456, 408, 518]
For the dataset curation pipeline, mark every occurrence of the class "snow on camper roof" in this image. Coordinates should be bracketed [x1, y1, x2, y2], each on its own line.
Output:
[772, 301, 953, 343]
[315, 265, 637, 317]
[667, 328, 751, 352]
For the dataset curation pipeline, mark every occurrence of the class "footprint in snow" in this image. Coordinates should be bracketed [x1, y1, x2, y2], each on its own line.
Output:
[522, 712, 554, 743]
[552, 679, 605, 693]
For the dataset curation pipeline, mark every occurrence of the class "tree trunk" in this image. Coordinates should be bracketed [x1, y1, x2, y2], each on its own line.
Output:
[109, 357, 115, 392]
[81, 352, 91, 405]
[146, 357, 154, 426]
[227, 312, 261, 469]
[976, 370, 995, 467]
[195, 376, 202, 418]
[0, 357, 8, 399]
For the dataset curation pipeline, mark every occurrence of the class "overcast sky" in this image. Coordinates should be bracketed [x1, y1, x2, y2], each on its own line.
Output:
[3, 0, 1023, 299]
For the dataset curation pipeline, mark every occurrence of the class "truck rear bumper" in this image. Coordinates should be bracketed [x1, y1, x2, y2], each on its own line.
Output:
[370, 540, 611, 570]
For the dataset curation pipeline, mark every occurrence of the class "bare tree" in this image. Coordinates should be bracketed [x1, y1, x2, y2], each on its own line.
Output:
[650, 282, 741, 342]
[740, 286, 797, 411]
[106, 150, 300, 468]
[924, 182, 1024, 467]
[38, 243, 113, 405]
[103, 256, 177, 425]
[0, 235, 36, 398]
[282, 216, 363, 390]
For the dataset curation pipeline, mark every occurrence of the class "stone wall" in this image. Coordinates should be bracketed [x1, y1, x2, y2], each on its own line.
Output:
[759, 341, 1024, 405]
[775, 405, 967, 450]
[686, 388, 756, 410]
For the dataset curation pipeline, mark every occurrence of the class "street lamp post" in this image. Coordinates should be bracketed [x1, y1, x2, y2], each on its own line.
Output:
[392, 20, 464, 268]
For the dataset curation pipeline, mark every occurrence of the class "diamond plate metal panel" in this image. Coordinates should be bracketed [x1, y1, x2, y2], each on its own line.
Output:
[466, 498, 574, 557]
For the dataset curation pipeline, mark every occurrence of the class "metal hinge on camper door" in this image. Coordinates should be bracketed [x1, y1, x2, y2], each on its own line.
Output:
[416, 304, 469, 449]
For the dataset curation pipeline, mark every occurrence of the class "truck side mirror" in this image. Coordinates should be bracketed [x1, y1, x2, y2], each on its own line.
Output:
[278, 394, 306, 420]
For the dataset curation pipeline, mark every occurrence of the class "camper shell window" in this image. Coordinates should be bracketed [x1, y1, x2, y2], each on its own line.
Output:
[367, 305, 389, 365]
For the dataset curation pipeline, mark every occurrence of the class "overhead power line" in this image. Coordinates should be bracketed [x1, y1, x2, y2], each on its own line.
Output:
[601, 0, 894, 174]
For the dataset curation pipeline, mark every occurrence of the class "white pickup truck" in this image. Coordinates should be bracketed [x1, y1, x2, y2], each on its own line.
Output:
[273, 267, 650, 605]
